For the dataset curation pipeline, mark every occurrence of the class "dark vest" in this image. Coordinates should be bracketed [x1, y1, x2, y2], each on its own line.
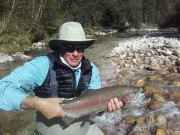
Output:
[34, 52, 92, 98]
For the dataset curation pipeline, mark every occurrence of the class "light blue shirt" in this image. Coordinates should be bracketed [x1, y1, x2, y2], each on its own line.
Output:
[0, 56, 101, 111]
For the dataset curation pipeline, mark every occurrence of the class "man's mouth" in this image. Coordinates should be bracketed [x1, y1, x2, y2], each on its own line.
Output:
[71, 59, 79, 62]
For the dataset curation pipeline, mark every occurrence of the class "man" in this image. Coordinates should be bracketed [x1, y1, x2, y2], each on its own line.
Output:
[0, 22, 123, 135]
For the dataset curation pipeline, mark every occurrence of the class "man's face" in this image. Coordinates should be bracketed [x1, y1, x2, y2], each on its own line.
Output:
[60, 44, 86, 67]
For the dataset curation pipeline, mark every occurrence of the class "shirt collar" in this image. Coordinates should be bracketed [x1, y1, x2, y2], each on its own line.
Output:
[60, 55, 81, 70]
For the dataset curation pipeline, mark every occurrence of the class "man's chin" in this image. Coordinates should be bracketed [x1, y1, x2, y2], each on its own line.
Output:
[69, 62, 80, 67]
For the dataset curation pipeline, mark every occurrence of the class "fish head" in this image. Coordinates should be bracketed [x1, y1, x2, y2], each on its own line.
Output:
[131, 87, 144, 100]
[121, 87, 144, 103]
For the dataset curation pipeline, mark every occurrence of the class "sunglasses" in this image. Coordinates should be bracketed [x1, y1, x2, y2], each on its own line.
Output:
[61, 44, 87, 53]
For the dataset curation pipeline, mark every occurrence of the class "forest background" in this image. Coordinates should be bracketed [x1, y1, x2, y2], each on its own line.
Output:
[0, 0, 180, 53]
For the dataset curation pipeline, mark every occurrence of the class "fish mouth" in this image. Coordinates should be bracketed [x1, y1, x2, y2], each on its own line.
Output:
[133, 90, 145, 101]
[132, 88, 145, 100]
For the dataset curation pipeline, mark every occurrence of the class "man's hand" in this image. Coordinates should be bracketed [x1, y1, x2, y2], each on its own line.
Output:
[107, 97, 123, 112]
[21, 96, 65, 119]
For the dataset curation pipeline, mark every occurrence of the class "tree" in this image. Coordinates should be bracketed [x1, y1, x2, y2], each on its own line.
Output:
[142, 0, 157, 24]
[159, 0, 180, 30]
[0, 0, 16, 35]
[125, 0, 143, 29]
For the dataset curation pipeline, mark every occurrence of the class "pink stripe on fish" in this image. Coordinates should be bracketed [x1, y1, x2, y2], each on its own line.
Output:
[63, 98, 112, 111]
[63, 92, 132, 111]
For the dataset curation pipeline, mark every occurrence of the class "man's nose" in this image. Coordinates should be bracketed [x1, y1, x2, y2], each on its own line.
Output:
[72, 50, 78, 56]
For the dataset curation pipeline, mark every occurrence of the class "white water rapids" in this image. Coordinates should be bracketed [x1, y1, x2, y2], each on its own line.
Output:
[93, 97, 180, 135]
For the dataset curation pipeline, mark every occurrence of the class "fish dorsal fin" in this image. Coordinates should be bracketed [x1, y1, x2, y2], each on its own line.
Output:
[61, 98, 76, 106]
[80, 89, 97, 96]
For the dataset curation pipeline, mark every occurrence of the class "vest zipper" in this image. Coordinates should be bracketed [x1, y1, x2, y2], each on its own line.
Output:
[71, 70, 77, 97]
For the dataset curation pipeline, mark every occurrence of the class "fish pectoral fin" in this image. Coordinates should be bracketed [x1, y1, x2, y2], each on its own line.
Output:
[62, 115, 76, 125]
[90, 112, 97, 117]
[97, 111, 105, 116]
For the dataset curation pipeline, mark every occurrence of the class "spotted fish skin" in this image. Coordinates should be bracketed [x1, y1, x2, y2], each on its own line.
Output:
[61, 86, 143, 118]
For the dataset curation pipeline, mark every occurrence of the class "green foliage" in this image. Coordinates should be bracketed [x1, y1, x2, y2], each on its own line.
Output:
[5, 44, 22, 54]
[84, 27, 96, 35]
[41, 1, 66, 36]
[101, 0, 143, 31]
[0, 34, 16, 44]
[0, 33, 31, 53]
[101, 0, 126, 27]
[0, 21, 4, 30]
[125, 0, 143, 29]
[0, 0, 179, 54]
[142, 0, 158, 24]
[16, 35, 31, 47]
[159, 0, 180, 30]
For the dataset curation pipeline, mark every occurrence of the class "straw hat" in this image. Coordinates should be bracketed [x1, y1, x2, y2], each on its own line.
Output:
[48, 22, 96, 51]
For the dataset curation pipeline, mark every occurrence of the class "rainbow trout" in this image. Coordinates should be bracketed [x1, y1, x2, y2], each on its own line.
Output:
[61, 86, 143, 119]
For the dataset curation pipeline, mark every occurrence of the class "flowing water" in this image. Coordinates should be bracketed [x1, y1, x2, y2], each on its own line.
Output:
[85, 34, 125, 87]
[85, 32, 146, 87]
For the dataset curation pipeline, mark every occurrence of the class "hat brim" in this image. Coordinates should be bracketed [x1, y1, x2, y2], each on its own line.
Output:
[48, 39, 96, 51]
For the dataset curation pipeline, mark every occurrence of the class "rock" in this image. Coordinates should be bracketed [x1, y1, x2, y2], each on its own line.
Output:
[136, 117, 145, 126]
[169, 92, 180, 103]
[152, 94, 166, 103]
[147, 74, 163, 82]
[12, 52, 32, 61]
[125, 115, 137, 125]
[165, 58, 171, 66]
[130, 79, 145, 87]
[146, 113, 156, 125]
[175, 60, 180, 66]
[31, 41, 45, 50]
[0, 53, 14, 63]
[172, 81, 180, 87]
[143, 83, 165, 96]
[156, 128, 166, 135]
[168, 66, 178, 73]
[147, 100, 160, 110]
[111, 36, 180, 71]
[164, 50, 173, 56]
[156, 114, 167, 125]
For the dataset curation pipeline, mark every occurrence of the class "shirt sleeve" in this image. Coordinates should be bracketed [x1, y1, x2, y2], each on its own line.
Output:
[0, 56, 49, 111]
[88, 63, 101, 90]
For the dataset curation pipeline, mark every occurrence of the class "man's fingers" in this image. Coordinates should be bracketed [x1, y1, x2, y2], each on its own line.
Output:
[107, 102, 112, 112]
[114, 98, 123, 110]
[110, 98, 117, 111]
[108, 99, 116, 112]
[107, 98, 124, 112]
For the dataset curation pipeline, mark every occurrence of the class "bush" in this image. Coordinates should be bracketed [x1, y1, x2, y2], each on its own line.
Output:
[5, 44, 22, 54]
[0, 33, 32, 53]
